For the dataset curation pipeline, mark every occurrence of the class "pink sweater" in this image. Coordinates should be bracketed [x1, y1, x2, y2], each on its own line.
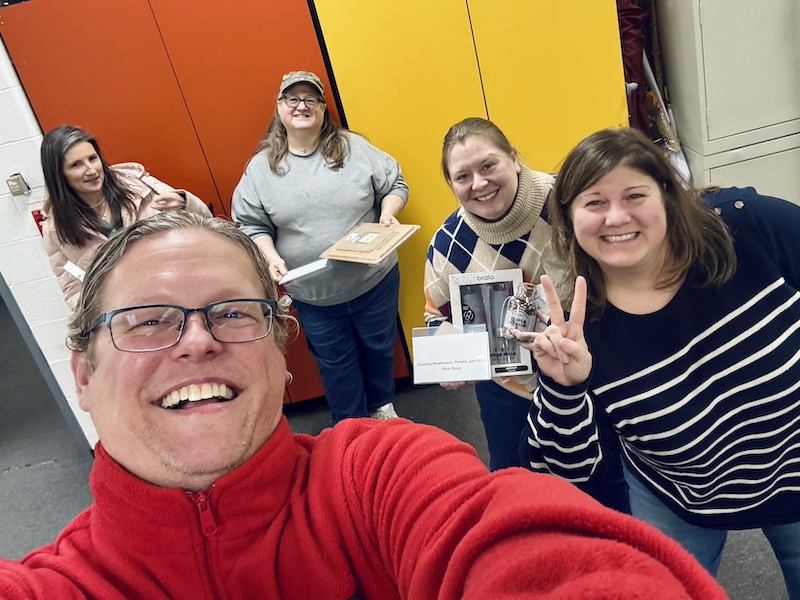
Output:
[0, 417, 727, 599]
[42, 162, 210, 310]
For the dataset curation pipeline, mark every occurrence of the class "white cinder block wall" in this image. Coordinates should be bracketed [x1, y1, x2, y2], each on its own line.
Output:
[0, 38, 96, 447]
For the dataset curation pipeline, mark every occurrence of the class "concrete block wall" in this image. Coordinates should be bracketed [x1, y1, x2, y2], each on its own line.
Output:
[0, 38, 96, 447]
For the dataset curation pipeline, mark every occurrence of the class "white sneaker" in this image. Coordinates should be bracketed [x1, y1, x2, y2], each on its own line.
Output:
[370, 402, 400, 421]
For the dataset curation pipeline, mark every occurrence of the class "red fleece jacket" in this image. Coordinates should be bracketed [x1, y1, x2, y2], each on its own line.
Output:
[0, 417, 727, 599]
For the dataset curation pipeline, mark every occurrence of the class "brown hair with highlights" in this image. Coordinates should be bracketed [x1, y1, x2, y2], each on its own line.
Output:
[548, 128, 735, 320]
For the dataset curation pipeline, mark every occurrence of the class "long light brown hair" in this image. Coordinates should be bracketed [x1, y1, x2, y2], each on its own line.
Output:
[255, 90, 350, 175]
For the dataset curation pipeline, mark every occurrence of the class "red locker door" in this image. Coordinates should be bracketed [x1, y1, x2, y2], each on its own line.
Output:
[146, 0, 411, 396]
[146, 0, 354, 402]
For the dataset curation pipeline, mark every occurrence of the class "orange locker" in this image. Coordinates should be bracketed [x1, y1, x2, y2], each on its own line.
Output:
[146, 0, 343, 216]
[0, 0, 220, 214]
[0, 0, 411, 403]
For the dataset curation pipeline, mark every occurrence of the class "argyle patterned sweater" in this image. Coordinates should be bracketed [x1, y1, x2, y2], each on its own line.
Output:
[423, 166, 566, 398]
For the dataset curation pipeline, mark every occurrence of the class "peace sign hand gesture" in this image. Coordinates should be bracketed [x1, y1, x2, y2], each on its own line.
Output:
[513, 275, 592, 387]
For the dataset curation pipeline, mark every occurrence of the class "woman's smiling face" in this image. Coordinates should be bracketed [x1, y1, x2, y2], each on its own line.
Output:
[570, 164, 669, 278]
[446, 135, 521, 222]
[276, 83, 325, 136]
[62, 141, 105, 198]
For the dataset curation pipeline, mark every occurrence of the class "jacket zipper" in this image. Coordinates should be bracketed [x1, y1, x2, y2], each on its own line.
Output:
[193, 491, 219, 536]
[188, 490, 224, 599]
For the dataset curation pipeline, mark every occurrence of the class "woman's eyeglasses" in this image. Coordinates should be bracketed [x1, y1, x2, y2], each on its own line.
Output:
[281, 96, 322, 109]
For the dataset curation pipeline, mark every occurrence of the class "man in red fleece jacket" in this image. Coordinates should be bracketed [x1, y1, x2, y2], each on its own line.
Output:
[0, 212, 727, 599]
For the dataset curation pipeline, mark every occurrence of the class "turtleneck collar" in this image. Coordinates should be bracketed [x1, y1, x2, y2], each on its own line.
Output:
[461, 165, 553, 245]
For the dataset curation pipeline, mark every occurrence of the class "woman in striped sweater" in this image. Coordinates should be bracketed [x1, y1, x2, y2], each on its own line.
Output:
[518, 127, 800, 597]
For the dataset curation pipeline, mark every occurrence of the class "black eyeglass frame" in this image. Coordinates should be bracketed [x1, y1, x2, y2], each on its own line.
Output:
[82, 298, 279, 352]
[280, 95, 323, 108]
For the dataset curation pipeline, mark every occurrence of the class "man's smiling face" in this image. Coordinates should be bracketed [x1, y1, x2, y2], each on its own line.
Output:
[72, 228, 286, 491]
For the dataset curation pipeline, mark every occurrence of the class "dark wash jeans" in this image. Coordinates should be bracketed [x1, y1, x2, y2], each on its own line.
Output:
[475, 379, 532, 471]
[293, 264, 399, 423]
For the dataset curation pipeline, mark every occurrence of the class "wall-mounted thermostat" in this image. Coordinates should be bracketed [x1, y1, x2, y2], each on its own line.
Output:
[6, 173, 31, 196]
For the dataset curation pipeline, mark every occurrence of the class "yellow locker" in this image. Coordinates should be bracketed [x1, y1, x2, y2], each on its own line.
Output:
[313, 0, 627, 345]
[313, 0, 487, 343]
[470, 0, 628, 171]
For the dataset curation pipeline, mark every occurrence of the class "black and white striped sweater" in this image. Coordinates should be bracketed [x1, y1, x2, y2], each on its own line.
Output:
[527, 187, 800, 529]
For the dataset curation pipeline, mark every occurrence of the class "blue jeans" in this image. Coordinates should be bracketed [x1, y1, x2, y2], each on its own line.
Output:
[624, 463, 800, 599]
[475, 380, 531, 471]
[293, 265, 399, 423]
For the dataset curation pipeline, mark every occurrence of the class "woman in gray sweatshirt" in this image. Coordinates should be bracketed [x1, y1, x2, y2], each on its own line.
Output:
[232, 70, 408, 424]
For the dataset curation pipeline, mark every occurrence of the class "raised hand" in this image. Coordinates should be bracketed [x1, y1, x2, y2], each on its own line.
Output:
[515, 275, 592, 387]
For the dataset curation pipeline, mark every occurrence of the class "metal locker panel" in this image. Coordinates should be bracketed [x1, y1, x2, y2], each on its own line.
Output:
[148, 0, 340, 217]
[468, 0, 628, 172]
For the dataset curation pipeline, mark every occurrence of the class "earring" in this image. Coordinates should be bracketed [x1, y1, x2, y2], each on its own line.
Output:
[285, 371, 294, 387]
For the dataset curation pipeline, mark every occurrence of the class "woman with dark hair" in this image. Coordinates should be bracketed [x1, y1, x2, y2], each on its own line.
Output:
[519, 127, 800, 596]
[423, 117, 571, 473]
[40, 125, 210, 309]
[232, 71, 408, 424]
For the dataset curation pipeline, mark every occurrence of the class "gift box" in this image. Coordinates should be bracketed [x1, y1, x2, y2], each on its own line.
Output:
[448, 268, 534, 377]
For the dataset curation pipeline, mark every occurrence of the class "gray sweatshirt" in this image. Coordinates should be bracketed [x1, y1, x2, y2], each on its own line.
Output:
[232, 132, 409, 305]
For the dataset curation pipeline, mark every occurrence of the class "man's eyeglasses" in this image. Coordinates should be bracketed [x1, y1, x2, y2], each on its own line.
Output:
[83, 299, 278, 353]
[280, 96, 322, 109]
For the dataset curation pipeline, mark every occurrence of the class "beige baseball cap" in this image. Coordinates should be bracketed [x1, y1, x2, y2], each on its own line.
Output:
[278, 71, 324, 97]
